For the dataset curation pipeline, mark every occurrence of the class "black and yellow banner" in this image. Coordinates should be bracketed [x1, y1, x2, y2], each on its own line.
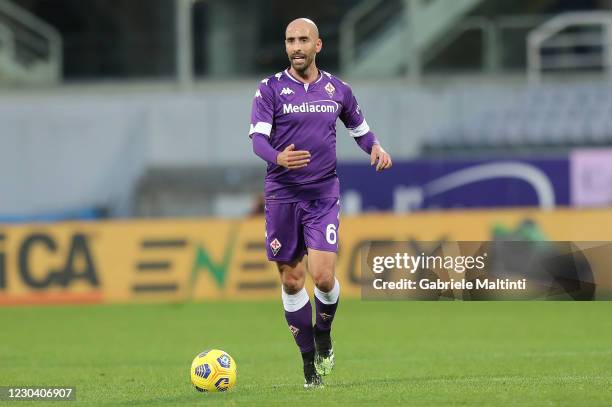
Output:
[1, 208, 612, 304]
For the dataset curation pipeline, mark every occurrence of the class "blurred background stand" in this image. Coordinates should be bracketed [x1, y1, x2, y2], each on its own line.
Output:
[1, 0, 612, 221]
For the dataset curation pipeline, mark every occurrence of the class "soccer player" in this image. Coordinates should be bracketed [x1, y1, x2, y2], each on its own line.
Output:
[249, 18, 392, 388]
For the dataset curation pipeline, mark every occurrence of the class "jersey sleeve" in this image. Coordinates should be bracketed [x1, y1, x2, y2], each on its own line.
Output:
[339, 83, 371, 138]
[249, 80, 275, 138]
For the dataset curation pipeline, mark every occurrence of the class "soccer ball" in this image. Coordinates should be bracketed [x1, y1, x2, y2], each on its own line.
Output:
[190, 349, 237, 392]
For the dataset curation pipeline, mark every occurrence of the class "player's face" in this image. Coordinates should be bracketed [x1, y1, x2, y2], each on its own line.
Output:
[285, 26, 321, 73]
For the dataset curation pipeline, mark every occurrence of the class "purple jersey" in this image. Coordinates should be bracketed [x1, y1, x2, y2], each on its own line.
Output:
[249, 69, 371, 202]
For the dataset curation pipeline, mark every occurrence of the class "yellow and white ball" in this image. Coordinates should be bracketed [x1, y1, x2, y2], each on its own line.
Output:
[190, 349, 237, 392]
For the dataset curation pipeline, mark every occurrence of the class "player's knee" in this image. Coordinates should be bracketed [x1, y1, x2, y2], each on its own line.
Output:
[278, 262, 305, 294]
[314, 272, 335, 293]
[282, 277, 304, 294]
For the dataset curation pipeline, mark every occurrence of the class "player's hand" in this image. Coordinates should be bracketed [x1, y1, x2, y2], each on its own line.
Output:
[370, 144, 392, 171]
[276, 144, 311, 170]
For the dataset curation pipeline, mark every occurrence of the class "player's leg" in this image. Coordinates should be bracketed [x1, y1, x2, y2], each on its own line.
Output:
[300, 198, 341, 376]
[276, 258, 321, 388]
[278, 258, 309, 355]
[307, 249, 339, 375]
[265, 201, 321, 388]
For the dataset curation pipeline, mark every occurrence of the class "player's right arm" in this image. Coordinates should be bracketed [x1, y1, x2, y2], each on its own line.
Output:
[249, 80, 310, 169]
[253, 136, 310, 169]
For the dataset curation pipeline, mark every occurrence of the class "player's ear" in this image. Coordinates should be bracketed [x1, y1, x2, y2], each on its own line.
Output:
[316, 38, 322, 53]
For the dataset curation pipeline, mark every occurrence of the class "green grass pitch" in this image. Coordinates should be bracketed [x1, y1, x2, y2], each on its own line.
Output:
[1, 300, 611, 406]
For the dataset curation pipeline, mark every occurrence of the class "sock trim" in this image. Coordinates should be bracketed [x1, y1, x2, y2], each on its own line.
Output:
[314, 277, 340, 305]
[281, 287, 310, 312]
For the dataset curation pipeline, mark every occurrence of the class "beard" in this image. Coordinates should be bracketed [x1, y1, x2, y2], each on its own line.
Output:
[290, 54, 314, 73]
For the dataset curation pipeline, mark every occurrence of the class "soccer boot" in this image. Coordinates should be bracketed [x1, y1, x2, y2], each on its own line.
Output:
[303, 361, 323, 389]
[314, 325, 335, 376]
[302, 350, 323, 389]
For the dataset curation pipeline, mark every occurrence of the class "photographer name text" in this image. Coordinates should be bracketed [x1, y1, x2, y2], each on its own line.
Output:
[372, 278, 527, 291]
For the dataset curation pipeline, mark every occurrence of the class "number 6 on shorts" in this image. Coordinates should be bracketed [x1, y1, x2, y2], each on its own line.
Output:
[325, 224, 337, 245]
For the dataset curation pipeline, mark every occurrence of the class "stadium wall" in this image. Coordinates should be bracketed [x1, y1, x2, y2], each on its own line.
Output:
[1, 208, 612, 305]
[3, 78, 611, 217]
[0, 79, 510, 217]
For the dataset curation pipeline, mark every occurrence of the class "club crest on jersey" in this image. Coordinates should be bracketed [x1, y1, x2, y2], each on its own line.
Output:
[280, 87, 295, 96]
[289, 325, 300, 337]
[270, 238, 282, 256]
[325, 82, 335, 97]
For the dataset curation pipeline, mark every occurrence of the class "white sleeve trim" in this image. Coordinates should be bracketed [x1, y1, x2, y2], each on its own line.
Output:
[348, 119, 370, 138]
[249, 122, 272, 136]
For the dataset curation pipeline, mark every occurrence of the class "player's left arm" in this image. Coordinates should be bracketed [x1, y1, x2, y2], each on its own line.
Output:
[339, 84, 392, 172]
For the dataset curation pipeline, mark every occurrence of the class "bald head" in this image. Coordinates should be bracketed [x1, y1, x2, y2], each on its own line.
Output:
[286, 18, 319, 39]
[285, 18, 322, 77]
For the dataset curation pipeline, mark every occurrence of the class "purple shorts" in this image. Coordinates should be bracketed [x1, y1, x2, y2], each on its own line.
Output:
[264, 197, 340, 262]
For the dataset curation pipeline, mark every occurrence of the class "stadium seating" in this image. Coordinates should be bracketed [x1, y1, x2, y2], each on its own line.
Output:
[425, 81, 612, 152]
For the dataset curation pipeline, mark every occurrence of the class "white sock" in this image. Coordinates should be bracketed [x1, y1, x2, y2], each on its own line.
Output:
[281, 287, 310, 312]
[314, 277, 340, 305]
